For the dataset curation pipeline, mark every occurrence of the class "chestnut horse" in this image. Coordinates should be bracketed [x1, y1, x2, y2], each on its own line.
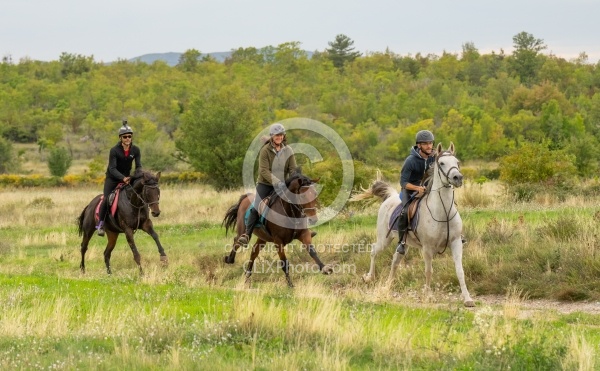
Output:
[223, 172, 332, 287]
[77, 170, 168, 274]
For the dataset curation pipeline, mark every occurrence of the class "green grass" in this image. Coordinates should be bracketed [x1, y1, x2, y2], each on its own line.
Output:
[1, 186, 600, 369]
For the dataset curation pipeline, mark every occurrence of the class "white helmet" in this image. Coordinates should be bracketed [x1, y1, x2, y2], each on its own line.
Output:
[269, 123, 286, 136]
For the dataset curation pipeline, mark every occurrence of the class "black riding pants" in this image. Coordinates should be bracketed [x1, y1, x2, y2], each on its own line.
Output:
[253, 183, 274, 209]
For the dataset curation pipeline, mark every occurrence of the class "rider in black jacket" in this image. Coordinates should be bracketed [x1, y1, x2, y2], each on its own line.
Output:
[96, 120, 142, 236]
[396, 130, 435, 254]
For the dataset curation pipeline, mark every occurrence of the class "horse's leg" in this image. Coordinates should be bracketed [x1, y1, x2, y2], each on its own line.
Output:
[103, 232, 118, 275]
[364, 219, 392, 283]
[387, 246, 405, 283]
[276, 244, 293, 288]
[141, 219, 168, 265]
[450, 240, 475, 307]
[122, 228, 143, 275]
[299, 233, 332, 275]
[244, 239, 265, 286]
[224, 239, 242, 264]
[80, 231, 92, 274]
[422, 248, 434, 290]
[224, 214, 246, 264]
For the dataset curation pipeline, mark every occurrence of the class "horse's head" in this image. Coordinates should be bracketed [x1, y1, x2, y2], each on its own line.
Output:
[435, 142, 463, 187]
[132, 170, 162, 217]
[286, 173, 319, 225]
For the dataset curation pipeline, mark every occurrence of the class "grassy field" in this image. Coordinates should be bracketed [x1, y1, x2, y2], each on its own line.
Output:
[1, 182, 599, 370]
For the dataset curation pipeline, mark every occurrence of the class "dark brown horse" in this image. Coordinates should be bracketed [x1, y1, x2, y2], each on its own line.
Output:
[77, 170, 168, 274]
[223, 172, 332, 287]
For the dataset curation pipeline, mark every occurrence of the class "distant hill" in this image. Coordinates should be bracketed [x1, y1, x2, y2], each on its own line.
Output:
[128, 50, 314, 66]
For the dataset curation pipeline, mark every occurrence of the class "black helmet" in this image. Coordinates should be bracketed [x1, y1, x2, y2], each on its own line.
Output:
[416, 130, 434, 143]
[118, 120, 133, 137]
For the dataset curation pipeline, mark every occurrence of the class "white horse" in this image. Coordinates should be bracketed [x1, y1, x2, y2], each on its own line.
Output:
[351, 143, 474, 307]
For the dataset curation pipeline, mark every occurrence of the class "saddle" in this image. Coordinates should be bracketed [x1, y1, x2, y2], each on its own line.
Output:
[244, 193, 278, 228]
[94, 183, 126, 222]
[387, 197, 424, 237]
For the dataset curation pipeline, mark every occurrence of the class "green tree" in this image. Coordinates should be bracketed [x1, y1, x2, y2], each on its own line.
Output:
[47, 147, 72, 177]
[175, 85, 261, 190]
[177, 49, 201, 72]
[0, 137, 18, 173]
[59, 52, 95, 77]
[510, 31, 546, 85]
[326, 34, 361, 69]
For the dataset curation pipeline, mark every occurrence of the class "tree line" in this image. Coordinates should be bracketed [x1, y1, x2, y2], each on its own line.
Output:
[1, 32, 600, 190]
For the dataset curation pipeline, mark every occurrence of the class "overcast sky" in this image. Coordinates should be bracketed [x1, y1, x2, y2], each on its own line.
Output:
[2, 0, 599, 63]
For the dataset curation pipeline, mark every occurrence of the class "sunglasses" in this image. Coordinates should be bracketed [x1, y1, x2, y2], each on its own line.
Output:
[121, 135, 132, 139]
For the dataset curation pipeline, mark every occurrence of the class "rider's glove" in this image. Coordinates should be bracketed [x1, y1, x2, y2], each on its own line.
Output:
[275, 181, 286, 194]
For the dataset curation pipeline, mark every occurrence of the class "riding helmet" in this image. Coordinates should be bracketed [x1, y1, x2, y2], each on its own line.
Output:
[269, 123, 286, 136]
[118, 120, 134, 137]
[416, 130, 434, 143]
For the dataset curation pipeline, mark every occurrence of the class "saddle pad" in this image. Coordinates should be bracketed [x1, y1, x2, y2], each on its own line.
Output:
[245, 205, 267, 227]
[389, 203, 403, 231]
[94, 185, 124, 222]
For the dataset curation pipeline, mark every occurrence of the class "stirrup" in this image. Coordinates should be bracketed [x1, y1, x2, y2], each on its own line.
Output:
[97, 227, 105, 237]
[396, 242, 406, 255]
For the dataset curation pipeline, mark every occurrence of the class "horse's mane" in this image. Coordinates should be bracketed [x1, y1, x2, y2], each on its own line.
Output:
[285, 167, 310, 186]
[131, 169, 159, 185]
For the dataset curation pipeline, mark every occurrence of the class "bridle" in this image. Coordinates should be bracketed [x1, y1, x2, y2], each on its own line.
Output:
[425, 151, 460, 253]
[125, 179, 160, 230]
[281, 184, 317, 217]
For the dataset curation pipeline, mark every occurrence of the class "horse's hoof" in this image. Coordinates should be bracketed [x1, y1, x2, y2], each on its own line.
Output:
[464, 300, 475, 308]
[160, 255, 169, 265]
[362, 274, 373, 283]
[321, 265, 333, 275]
[223, 256, 234, 264]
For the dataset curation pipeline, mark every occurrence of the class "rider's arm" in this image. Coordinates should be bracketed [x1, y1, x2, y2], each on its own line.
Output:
[134, 146, 142, 171]
[400, 158, 426, 195]
[107, 147, 126, 181]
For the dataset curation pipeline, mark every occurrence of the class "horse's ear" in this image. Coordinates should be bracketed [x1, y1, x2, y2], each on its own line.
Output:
[436, 143, 443, 155]
[449, 142, 455, 155]
[156, 171, 161, 181]
[292, 166, 302, 177]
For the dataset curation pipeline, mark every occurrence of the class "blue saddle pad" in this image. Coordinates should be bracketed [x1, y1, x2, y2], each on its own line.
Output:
[389, 203, 403, 231]
[244, 205, 267, 227]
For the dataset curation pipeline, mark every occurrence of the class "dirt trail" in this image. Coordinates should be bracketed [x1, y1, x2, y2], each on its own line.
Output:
[475, 295, 600, 315]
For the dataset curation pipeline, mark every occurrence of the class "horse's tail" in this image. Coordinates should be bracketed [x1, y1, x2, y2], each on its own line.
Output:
[77, 205, 87, 237]
[350, 180, 398, 202]
[222, 194, 249, 235]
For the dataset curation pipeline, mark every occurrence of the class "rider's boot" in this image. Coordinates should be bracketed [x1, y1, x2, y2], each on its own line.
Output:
[395, 211, 409, 255]
[96, 220, 105, 237]
[310, 230, 317, 238]
[97, 200, 107, 237]
[238, 208, 259, 246]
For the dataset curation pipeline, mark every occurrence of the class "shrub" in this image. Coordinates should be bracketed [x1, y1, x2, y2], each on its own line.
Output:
[499, 142, 576, 186]
[47, 147, 72, 177]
